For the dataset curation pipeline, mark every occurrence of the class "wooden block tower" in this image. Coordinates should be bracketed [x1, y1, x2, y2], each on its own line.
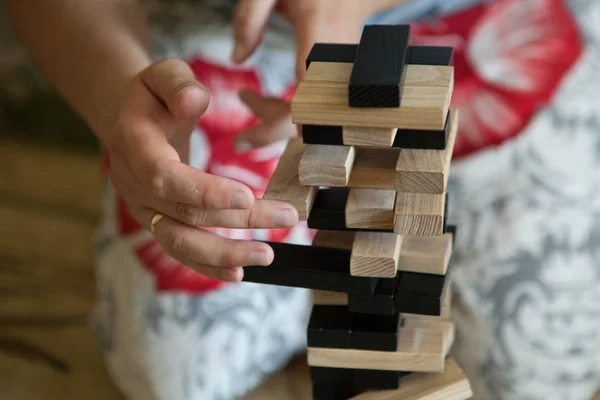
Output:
[243, 25, 472, 400]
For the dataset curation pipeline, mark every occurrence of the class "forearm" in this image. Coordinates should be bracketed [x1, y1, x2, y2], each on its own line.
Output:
[6, 0, 152, 141]
[362, 0, 411, 19]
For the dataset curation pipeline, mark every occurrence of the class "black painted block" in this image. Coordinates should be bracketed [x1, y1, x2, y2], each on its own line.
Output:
[354, 370, 406, 391]
[407, 46, 454, 66]
[393, 111, 451, 150]
[307, 188, 348, 231]
[306, 43, 358, 69]
[308, 306, 353, 349]
[446, 224, 458, 246]
[347, 275, 399, 316]
[242, 242, 377, 294]
[313, 383, 360, 400]
[349, 25, 410, 108]
[302, 125, 344, 145]
[351, 312, 400, 351]
[302, 111, 451, 150]
[395, 292, 444, 316]
[310, 367, 354, 385]
[397, 271, 447, 297]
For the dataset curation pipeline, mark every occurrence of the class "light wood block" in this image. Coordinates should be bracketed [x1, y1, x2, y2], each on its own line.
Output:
[394, 192, 445, 236]
[292, 62, 453, 130]
[350, 232, 402, 278]
[398, 233, 453, 275]
[263, 138, 317, 220]
[395, 109, 459, 193]
[307, 318, 453, 373]
[343, 127, 398, 147]
[346, 189, 395, 229]
[298, 144, 356, 187]
[347, 148, 400, 189]
[349, 358, 472, 400]
[312, 230, 356, 250]
[312, 290, 348, 305]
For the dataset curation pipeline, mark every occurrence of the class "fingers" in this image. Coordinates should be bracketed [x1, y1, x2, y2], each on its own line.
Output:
[232, 0, 277, 64]
[293, 7, 320, 82]
[140, 58, 210, 120]
[155, 197, 299, 229]
[151, 213, 275, 268]
[234, 90, 296, 150]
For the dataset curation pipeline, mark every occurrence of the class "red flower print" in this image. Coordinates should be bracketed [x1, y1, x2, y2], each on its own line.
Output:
[410, 0, 583, 158]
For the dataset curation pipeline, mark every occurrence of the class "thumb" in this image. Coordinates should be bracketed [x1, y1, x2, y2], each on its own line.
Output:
[232, 0, 277, 64]
[140, 58, 210, 121]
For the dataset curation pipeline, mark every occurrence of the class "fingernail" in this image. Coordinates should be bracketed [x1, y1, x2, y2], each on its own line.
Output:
[232, 44, 246, 64]
[274, 208, 298, 227]
[248, 251, 270, 266]
[231, 189, 253, 209]
[233, 140, 253, 153]
[233, 267, 244, 281]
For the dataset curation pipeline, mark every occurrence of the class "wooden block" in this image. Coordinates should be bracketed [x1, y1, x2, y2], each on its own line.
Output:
[308, 188, 394, 232]
[395, 109, 459, 193]
[408, 46, 454, 66]
[354, 370, 407, 391]
[343, 126, 398, 147]
[312, 290, 348, 306]
[348, 148, 400, 190]
[351, 312, 401, 352]
[242, 242, 377, 294]
[313, 383, 359, 400]
[346, 189, 396, 230]
[393, 110, 451, 150]
[350, 232, 402, 278]
[397, 233, 453, 275]
[302, 125, 344, 145]
[310, 366, 354, 385]
[307, 317, 451, 373]
[262, 138, 317, 220]
[306, 43, 358, 69]
[394, 192, 446, 236]
[349, 358, 472, 400]
[292, 62, 454, 131]
[308, 305, 353, 349]
[299, 144, 356, 187]
[349, 25, 410, 108]
[348, 275, 399, 316]
[313, 230, 356, 250]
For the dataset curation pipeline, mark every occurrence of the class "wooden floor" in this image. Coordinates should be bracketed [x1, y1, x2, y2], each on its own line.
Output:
[0, 138, 311, 400]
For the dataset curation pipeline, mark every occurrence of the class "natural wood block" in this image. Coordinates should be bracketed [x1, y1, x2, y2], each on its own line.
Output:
[313, 230, 356, 250]
[395, 109, 459, 193]
[346, 189, 395, 229]
[398, 233, 453, 275]
[292, 62, 453, 130]
[350, 232, 402, 278]
[312, 290, 348, 306]
[349, 358, 472, 400]
[307, 318, 453, 373]
[348, 148, 400, 189]
[262, 138, 317, 220]
[343, 126, 398, 147]
[299, 144, 356, 187]
[394, 192, 446, 236]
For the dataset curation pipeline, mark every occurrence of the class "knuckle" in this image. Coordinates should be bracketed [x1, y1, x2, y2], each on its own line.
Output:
[164, 230, 187, 260]
[147, 160, 168, 198]
[176, 202, 205, 227]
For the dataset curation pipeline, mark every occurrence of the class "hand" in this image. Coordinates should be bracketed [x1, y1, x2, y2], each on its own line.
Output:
[105, 58, 300, 282]
[230, 0, 377, 150]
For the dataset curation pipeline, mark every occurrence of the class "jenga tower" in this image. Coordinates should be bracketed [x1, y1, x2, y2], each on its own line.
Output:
[244, 25, 472, 400]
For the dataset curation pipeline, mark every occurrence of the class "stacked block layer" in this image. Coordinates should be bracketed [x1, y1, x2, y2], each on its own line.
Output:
[244, 24, 472, 400]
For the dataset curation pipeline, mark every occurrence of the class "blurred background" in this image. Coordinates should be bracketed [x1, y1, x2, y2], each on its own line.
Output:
[0, 3, 308, 399]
